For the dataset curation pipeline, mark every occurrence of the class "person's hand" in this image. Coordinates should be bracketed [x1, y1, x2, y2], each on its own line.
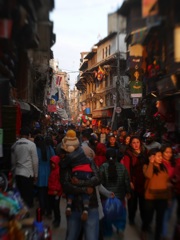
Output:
[130, 182, 134, 190]
[34, 177, 37, 184]
[86, 187, 94, 195]
[149, 155, 154, 163]
[110, 192, 115, 198]
[71, 177, 79, 185]
[62, 193, 66, 198]
[126, 193, 131, 200]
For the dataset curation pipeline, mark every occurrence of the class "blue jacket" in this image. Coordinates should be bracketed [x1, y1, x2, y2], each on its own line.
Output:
[36, 146, 55, 187]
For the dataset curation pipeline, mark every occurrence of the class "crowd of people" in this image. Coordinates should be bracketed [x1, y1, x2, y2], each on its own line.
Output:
[10, 122, 180, 240]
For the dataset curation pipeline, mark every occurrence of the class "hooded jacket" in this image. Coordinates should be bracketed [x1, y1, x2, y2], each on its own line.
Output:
[94, 143, 107, 167]
[48, 156, 62, 196]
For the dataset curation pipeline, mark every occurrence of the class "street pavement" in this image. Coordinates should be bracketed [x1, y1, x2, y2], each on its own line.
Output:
[29, 197, 177, 240]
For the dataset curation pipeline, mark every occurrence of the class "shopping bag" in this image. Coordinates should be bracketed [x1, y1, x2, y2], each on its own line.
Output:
[103, 197, 123, 220]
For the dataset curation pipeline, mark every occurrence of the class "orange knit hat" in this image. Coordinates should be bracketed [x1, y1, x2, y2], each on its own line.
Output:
[61, 130, 79, 153]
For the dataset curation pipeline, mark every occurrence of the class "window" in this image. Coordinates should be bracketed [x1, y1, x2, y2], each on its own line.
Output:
[110, 72, 113, 86]
[110, 94, 114, 106]
[105, 75, 108, 87]
[108, 45, 111, 55]
[105, 47, 108, 57]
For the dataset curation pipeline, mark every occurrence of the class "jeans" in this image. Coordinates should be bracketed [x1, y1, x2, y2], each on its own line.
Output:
[162, 197, 176, 237]
[142, 199, 168, 240]
[65, 208, 99, 240]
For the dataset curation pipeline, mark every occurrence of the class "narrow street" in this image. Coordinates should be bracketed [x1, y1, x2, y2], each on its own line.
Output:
[29, 197, 177, 240]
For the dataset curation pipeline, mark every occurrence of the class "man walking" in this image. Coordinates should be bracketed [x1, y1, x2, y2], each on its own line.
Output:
[11, 126, 38, 208]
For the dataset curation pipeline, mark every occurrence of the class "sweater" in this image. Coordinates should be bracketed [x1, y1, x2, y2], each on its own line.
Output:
[143, 162, 169, 200]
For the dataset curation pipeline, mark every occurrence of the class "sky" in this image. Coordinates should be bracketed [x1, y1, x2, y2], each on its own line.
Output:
[50, 0, 123, 89]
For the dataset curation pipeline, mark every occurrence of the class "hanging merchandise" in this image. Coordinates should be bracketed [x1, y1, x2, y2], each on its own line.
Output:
[81, 115, 87, 123]
[0, 189, 52, 240]
[97, 66, 105, 81]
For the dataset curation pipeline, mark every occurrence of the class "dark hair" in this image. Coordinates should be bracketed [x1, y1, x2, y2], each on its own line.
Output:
[82, 132, 90, 139]
[148, 148, 167, 175]
[44, 135, 53, 146]
[160, 144, 176, 167]
[129, 135, 141, 146]
[20, 126, 30, 136]
[34, 135, 47, 161]
[106, 149, 118, 183]
[148, 148, 161, 157]
[33, 128, 41, 136]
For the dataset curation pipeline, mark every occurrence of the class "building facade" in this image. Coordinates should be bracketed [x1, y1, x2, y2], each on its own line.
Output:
[76, 13, 132, 129]
[0, 0, 55, 168]
[118, 0, 180, 140]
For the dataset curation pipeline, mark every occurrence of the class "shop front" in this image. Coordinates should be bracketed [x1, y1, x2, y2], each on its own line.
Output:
[156, 74, 180, 139]
[92, 107, 113, 127]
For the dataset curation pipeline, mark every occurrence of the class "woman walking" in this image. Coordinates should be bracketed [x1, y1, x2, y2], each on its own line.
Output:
[161, 144, 176, 240]
[34, 135, 55, 217]
[100, 148, 131, 238]
[141, 148, 169, 240]
[121, 135, 147, 225]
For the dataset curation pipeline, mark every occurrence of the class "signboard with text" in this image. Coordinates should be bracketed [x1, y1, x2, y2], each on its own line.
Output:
[92, 109, 113, 118]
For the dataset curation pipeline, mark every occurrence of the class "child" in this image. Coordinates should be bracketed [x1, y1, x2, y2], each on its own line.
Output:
[48, 155, 62, 228]
[141, 148, 169, 240]
[60, 129, 94, 221]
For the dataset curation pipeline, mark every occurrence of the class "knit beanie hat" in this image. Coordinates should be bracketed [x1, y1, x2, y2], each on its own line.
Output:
[61, 130, 80, 153]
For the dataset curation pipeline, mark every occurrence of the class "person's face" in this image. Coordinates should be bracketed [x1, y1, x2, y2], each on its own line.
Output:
[162, 147, 173, 162]
[125, 136, 130, 145]
[120, 131, 126, 137]
[113, 130, 117, 135]
[105, 128, 110, 134]
[134, 71, 139, 80]
[109, 136, 116, 146]
[154, 152, 163, 164]
[101, 128, 105, 133]
[130, 138, 141, 151]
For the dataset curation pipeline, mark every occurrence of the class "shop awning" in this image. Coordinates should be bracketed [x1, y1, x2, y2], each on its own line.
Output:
[18, 101, 31, 111]
[130, 21, 162, 46]
[29, 103, 42, 113]
[131, 27, 149, 46]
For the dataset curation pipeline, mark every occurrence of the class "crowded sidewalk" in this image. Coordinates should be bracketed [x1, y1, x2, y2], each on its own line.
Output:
[29, 196, 177, 240]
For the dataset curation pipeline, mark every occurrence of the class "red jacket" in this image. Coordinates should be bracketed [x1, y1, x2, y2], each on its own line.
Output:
[94, 143, 106, 167]
[48, 156, 62, 196]
[173, 158, 180, 195]
[122, 149, 147, 195]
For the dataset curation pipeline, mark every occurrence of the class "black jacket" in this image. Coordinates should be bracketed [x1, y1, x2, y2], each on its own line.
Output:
[60, 149, 101, 211]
